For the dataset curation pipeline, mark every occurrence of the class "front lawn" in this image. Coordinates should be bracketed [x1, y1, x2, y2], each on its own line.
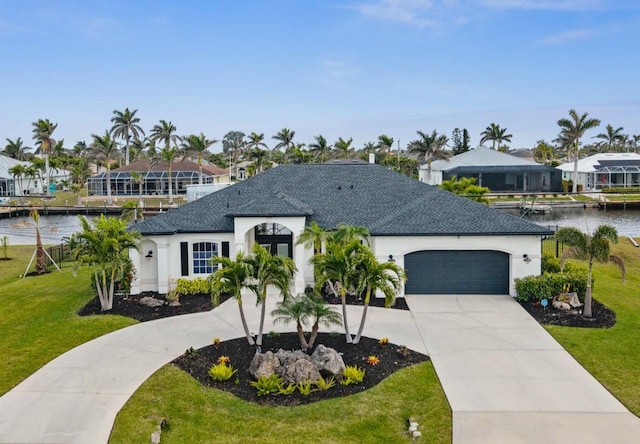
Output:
[0, 245, 136, 395]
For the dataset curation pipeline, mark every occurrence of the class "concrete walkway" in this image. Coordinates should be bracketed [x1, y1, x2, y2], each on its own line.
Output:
[406, 294, 640, 443]
[0, 294, 638, 443]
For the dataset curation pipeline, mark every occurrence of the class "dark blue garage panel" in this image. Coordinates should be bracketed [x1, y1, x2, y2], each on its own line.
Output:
[404, 250, 509, 294]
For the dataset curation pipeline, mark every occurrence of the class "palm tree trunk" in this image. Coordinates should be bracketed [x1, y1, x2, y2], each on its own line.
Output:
[297, 322, 309, 349]
[257, 290, 267, 346]
[106, 165, 113, 205]
[584, 261, 593, 318]
[125, 133, 130, 165]
[168, 164, 173, 204]
[198, 155, 203, 185]
[353, 291, 371, 344]
[44, 154, 50, 195]
[35, 230, 45, 275]
[237, 301, 255, 345]
[341, 288, 352, 343]
[572, 142, 579, 194]
[308, 323, 320, 349]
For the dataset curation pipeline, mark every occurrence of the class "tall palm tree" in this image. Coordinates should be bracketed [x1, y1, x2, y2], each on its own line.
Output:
[246, 243, 296, 347]
[272, 128, 295, 154]
[377, 134, 395, 154]
[594, 124, 624, 153]
[89, 131, 122, 205]
[557, 109, 601, 193]
[308, 135, 331, 163]
[182, 133, 218, 184]
[3, 137, 31, 160]
[352, 251, 406, 344]
[31, 118, 58, 195]
[150, 120, 181, 202]
[8, 164, 25, 194]
[210, 253, 258, 345]
[247, 146, 269, 174]
[245, 132, 269, 173]
[334, 223, 370, 246]
[110, 108, 145, 165]
[155, 146, 181, 204]
[333, 137, 353, 159]
[408, 130, 449, 183]
[480, 123, 512, 150]
[72, 141, 88, 159]
[533, 140, 555, 165]
[555, 225, 624, 318]
[222, 131, 247, 179]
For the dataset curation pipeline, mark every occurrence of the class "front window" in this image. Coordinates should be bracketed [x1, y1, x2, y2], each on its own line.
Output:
[193, 242, 218, 274]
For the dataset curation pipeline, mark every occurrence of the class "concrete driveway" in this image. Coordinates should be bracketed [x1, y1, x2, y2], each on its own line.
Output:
[406, 294, 640, 444]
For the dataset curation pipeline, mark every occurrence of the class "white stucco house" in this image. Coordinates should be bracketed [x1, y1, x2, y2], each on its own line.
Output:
[129, 163, 551, 297]
[558, 152, 640, 190]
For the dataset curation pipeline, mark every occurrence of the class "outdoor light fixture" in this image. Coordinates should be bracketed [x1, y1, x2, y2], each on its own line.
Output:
[388, 254, 395, 262]
[145, 250, 153, 259]
[523, 254, 531, 264]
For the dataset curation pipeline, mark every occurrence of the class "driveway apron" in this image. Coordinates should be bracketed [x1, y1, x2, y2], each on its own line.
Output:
[406, 294, 640, 444]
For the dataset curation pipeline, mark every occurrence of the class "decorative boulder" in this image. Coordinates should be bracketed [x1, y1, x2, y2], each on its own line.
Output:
[138, 296, 164, 308]
[311, 344, 346, 376]
[280, 358, 321, 384]
[557, 292, 581, 308]
[249, 351, 281, 379]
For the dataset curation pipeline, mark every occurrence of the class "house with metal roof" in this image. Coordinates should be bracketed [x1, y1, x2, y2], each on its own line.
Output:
[420, 147, 561, 193]
[557, 152, 640, 190]
[129, 163, 551, 297]
[87, 159, 229, 197]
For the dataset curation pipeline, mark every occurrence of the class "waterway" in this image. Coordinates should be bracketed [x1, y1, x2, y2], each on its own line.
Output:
[0, 207, 639, 246]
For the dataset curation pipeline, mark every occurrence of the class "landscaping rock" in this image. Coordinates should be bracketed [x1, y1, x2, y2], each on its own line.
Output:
[311, 344, 345, 376]
[556, 292, 581, 308]
[280, 358, 321, 384]
[139, 296, 165, 308]
[249, 351, 281, 379]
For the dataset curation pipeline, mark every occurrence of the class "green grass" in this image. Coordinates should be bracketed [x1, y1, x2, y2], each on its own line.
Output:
[110, 362, 451, 444]
[544, 241, 640, 415]
[0, 245, 137, 395]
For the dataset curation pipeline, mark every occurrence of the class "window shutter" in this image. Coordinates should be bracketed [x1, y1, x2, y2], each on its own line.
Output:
[222, 241, 230, 258]
[180, 242, 189, 276]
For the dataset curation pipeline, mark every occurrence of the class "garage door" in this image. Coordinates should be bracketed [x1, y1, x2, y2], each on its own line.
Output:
[404, 250, 509, 295]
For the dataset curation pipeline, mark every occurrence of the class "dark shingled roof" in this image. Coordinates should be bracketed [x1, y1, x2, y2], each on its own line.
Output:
[132, 164, 551, 236]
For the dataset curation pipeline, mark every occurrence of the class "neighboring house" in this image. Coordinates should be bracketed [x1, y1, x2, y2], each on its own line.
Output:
[0, 154, 44, 196]
[87, 159, 229, 197]
[420, 147, 561, 193]
[558, 152, 640, 190]
[129, 163, 551, 297]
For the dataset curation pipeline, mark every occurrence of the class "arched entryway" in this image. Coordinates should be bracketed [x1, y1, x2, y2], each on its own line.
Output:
[254, 223, 293, 258]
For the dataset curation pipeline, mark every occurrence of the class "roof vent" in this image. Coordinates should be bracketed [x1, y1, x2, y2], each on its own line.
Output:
[350, 184, 354, 189]
[369, 153, 375, 164]
[338, 185, 342, 190]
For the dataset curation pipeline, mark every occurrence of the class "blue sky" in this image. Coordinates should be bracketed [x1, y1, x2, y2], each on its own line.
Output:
[1, 0, 639, 152]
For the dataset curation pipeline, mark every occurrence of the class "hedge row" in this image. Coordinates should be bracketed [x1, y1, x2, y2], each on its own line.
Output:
[175, 277, 210, 296]
[601, 187, 640, 194]
[514, 270, 591, 302]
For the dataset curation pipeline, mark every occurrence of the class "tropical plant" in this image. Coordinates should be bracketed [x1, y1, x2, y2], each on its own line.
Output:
[222, 131, 246, 178]
[557, 109, 601, 193]
[89, 131, 121, 205]
[183, 133, 218, 184]
[480, 123, 512, 150]
[315, 376, 335, 391]
[308, 135, 332, 162]
[3, 137, 31, 160]
[439, 176, 490, 204]
[250, 374, 283, 396]
[209, 252, 258, 345]
[333, 137, 353, 159]
[111, 108, 145, 165]
[352, 250, 406, 344]
[341, 365, 365, 385]
[451, 128, 471, 155]
[70, 215, 140, 311]
[376, 134, 395, 154]
[150, 120, 181, 203]
[31, 118, 58, 195]
[554, 225, 624, 317]
[333, 223, 370, 246]
[305, 295, 343, 348]
[246, 243, 296, 346]
[208, 362, 237, 382]
[1, 235, 8, 259]
[29, 209, 47, 275]
[272, 128, 295, 154]
[533, 140, 555, 165]
[156, 146, 181, 204]
[594, 124, 625, 153]
[408, 130, 449, 183]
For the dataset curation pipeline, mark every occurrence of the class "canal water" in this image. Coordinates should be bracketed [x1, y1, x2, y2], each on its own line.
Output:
[0, 207, 639, 246]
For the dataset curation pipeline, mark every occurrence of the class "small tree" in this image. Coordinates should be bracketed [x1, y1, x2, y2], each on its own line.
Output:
[31, 209, 46, 275]
[440, 176, 490, 204]
[71, 215, 140, 311]
[555, 225, 624, 317]
[1, 235, 9, 259]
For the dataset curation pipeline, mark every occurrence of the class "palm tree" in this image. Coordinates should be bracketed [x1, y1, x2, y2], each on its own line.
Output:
[31, 118, 58, 195]
[407, 130, 449, 183]
[3, 137, 31, 160]
[182, 133, 218, 184]
[247, 146, 269, 174]
[352, 251, 406, 344]
[334, 223, 370, 246]
[271, 294, 313, 349]
[377, 134, 395, 154]
[8, 164, 25, 194]
[89, 131, 121, 205]
[308, 135, 331, 163]
[305, 295, 343, 349]
[222, 131, 247, 179]
[311, 239, 367, 343]
[210, 253, 258, 345]
[30, 209, 47, 275]
[533, 140, 555, 165]
[71, 215, 140, 311]
[245, 132, 269, 173]
[555, 225, 624, 318]
[150, 120, 181, 202]
[272, 128, 295, 154]
[246, 243, 296, 347]
[594, 124, 624, 153]
[111, 108, 145, 165]
[557, 109, 601, 193]
[333, 137, 353, 159]
[156, 146, 181, 204]
[73, 141, 88, 159]
[480, 123, 512, 150]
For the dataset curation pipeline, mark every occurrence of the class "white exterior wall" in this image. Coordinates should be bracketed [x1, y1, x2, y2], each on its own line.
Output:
[370, 234, 542, 297]
[418, 169, 443, 185]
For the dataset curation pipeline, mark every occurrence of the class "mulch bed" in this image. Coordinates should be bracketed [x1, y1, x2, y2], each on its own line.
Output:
[173, 332, 428, 406]
[520, 298, 616, 328]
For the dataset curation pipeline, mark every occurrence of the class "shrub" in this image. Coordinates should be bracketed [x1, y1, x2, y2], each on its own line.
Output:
[278, 383, 296, 395]
[297, 381, 315, 396]
[341, 365, 365, 386]
[315, 376, 335, 391]
[208, 363, 237, 382]
[542, 253, 561, 274]
[250, 374, 283, 396]
[366, 355, 380, 366]
[175, 277, 210, 296]
[514, 271, 590, 302]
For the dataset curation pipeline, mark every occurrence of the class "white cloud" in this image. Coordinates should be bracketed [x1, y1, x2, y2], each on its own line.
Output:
[539, 29, 594, 44]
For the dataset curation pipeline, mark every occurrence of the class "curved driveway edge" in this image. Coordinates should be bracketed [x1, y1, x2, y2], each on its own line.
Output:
[0, 298, 421, 444]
